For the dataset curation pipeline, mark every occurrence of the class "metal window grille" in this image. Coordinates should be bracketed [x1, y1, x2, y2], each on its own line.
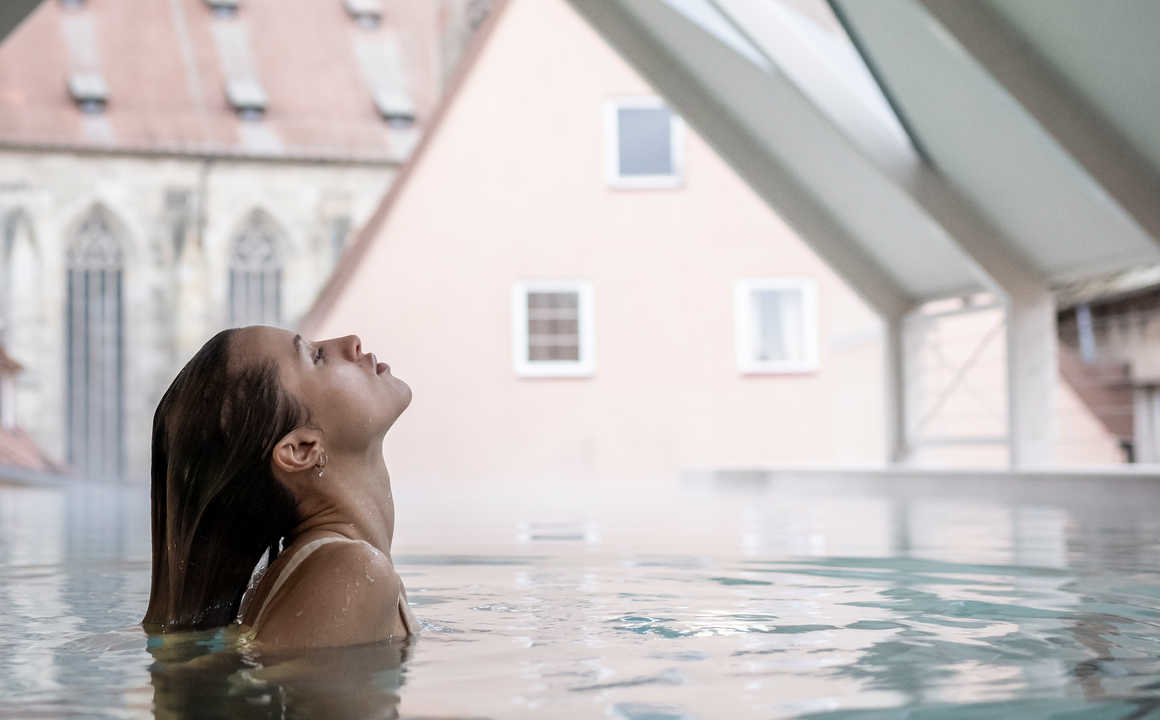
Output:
[905, 301, 1009, 457]
[66, 208, 124, 481]
[228, 212, 282, 327]
[527, 292, 580, 362]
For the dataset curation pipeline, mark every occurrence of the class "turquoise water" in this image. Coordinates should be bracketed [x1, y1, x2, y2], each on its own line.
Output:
[3, 472, 1160, 718]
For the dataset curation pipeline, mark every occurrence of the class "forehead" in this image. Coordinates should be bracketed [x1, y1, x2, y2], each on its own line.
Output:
[229, 326, 301, 372]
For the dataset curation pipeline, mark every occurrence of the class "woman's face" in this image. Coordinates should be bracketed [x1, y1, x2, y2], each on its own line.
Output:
[231, 326, 412, 454]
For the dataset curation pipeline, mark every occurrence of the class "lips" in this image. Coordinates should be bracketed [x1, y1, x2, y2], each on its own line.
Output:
[371, 352, 389, 375]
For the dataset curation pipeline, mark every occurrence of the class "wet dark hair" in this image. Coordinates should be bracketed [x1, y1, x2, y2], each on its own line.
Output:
[144, 328, 308, 631]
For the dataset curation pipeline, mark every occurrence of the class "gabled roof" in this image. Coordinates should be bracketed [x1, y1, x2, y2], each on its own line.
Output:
[562, 0, 1160, 315]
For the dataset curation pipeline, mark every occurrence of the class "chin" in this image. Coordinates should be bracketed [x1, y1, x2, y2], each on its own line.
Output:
[388, 377, 412, 416]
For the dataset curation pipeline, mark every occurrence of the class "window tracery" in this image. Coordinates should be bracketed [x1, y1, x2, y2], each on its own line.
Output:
[66, 205, 125, 480]
[228, 210, 283, 327]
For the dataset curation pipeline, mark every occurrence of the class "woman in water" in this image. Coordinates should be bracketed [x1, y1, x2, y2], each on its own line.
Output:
[143, 326, 417, 648]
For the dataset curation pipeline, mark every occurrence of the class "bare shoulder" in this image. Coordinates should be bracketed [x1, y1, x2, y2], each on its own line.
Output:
[253, 540, 407, 649]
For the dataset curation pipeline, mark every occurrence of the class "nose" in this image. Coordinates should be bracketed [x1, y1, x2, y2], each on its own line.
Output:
[338, 334, 361, 361]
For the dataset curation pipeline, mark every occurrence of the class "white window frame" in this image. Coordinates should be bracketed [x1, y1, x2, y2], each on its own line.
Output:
[512, 280, 596, 378]
[734, 277, 820, 374]
[604, 96, 685, 189]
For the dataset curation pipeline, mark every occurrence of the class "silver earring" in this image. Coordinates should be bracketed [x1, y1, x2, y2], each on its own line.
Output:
[315, 452, 327, 477]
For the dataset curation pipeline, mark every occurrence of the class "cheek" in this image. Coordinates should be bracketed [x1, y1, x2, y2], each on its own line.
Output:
[332, 373, 408, 436]
[306, 374, 381, 435]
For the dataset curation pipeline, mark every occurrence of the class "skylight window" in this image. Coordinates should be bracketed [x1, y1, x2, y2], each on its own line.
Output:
[373, 88, 416, 127]
[354, 39, 417, 128]
[204, 0, 239, 18]
[226, 78, 267, 121]
[345, 0, 383, 30]
[67, 71, 108, 114]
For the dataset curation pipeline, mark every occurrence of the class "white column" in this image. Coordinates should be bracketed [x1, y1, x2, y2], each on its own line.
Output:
[883, 314, 910, 464]
[1134, 386, 1158, 463]
[1005, 287, 1057, 467]
[0, 373, 14, 429]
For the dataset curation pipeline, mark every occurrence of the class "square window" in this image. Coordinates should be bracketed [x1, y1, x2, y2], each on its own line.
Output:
[734, 278, 819, 373]
[604, 97, 684, 189]
[512, 281, 595, 377]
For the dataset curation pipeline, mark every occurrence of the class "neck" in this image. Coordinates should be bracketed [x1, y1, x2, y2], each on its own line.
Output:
[285, 444, 396, 554]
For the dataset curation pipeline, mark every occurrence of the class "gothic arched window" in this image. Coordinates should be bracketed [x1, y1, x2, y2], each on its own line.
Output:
[228, 211, 282, 327]
[66, 206, 124, 480]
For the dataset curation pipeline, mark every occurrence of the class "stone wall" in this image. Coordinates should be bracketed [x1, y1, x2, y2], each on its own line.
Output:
[0, 150, 396, 481]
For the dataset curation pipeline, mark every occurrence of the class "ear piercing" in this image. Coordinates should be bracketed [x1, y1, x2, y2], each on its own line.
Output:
[315, 452, 327, 477]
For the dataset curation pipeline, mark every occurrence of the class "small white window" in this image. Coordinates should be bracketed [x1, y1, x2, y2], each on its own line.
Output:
[604, 97, 684, 189]
[734, 278, 819, 374]
[512, 280, 595, 377]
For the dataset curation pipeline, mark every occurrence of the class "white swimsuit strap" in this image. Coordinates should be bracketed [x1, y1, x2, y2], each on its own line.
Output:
[251, 536, 358, 629]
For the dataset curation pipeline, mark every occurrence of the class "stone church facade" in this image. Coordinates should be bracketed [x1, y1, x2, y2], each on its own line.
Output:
[0, 0, 489, 481]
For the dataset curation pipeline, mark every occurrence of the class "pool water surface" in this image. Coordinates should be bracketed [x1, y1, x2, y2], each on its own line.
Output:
[3, 471, 1160, 719]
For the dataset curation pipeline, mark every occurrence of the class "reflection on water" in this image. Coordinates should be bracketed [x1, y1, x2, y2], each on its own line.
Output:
[148, 629, 409, 720]
[3, 472, 1160, 718]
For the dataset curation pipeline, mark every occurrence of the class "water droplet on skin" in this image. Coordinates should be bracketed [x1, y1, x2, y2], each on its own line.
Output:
[295, 611, 303, 617]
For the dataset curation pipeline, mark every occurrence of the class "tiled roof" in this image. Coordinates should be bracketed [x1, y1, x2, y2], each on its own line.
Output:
[0, 0, 440, 160]
[0, 426, 68, 475]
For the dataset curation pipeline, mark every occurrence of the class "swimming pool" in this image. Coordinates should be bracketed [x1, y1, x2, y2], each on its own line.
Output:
[3, 470, 1160, 719]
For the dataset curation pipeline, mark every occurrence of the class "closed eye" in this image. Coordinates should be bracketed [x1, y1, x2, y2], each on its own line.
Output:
[314, 346, 324, 364]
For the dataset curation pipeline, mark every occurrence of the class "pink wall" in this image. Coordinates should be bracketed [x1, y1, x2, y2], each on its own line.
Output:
[311, 0, 886, 486]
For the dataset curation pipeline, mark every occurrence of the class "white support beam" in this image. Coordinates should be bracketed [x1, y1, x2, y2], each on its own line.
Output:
[831, 0, 1062, 465]
[916, 0, 1160, 250]
[870, 78, 1059, 469]
[903, 163, 1062, 469]
[698, 0, 1060, 466]
[833, 0, 1158, 284]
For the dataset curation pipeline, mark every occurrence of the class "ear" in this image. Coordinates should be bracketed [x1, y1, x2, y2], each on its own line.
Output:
[271, 427, 323, 475]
